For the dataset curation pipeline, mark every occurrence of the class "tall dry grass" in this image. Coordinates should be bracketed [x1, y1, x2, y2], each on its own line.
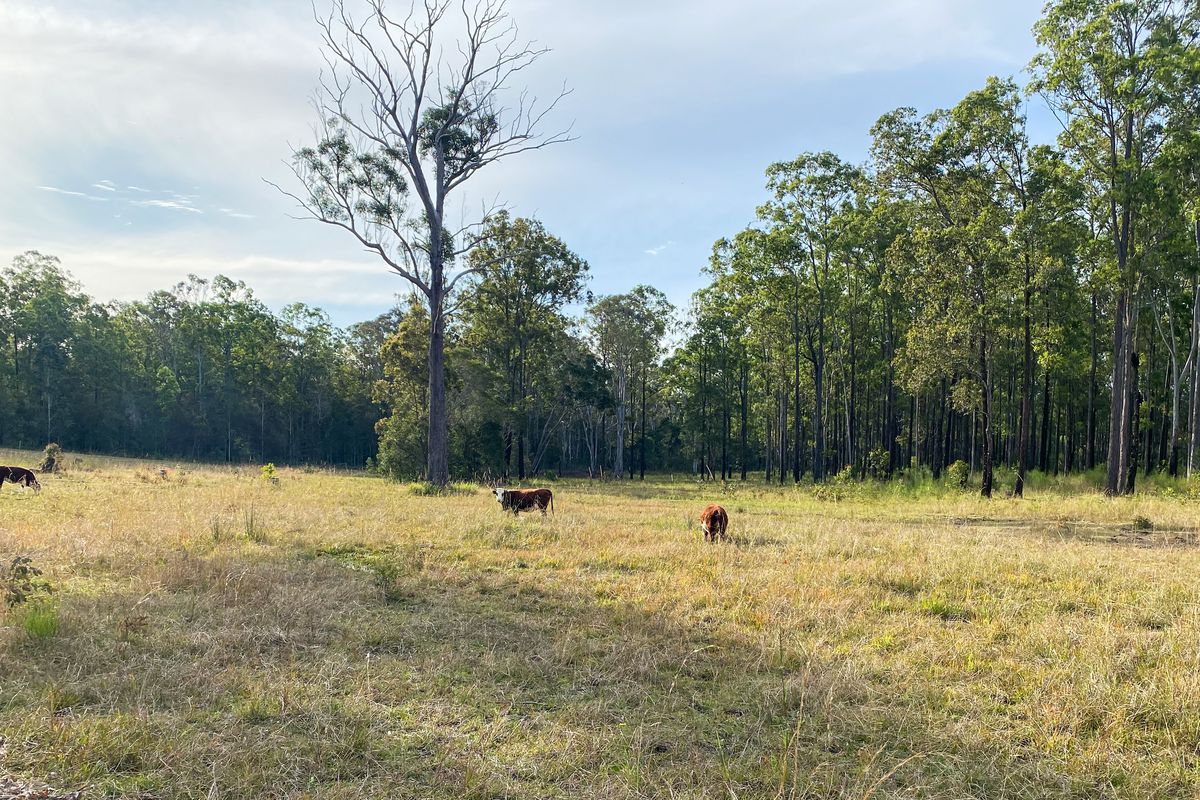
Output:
[2, 451, 1199, 798]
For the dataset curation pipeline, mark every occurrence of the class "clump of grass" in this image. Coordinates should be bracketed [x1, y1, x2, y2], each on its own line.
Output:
[20, 601, 60, 638]
[1132, 515, 1154, 531]
[405, 481, 479, 496]
[917, 595, 975, 622]
[243, 506, 268, 543]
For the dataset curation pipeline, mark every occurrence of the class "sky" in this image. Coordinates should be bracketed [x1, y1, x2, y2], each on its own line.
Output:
[0, 0, 1053, 327]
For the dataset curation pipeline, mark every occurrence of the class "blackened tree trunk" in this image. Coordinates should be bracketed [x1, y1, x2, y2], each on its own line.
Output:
[639, 367, 646, 480]
[1087, 291, 1099, 471]
[1015, 275, 1034, 495]
[793, 312, 802, 484]
[1039, 368, 1052, 473]
[979, 332, 994, 498]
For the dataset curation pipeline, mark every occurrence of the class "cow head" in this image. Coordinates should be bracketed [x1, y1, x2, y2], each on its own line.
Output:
[493, 487, 507, 507]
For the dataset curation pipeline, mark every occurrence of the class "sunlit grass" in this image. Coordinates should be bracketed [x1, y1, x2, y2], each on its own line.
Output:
[2, 448, 1199, 798]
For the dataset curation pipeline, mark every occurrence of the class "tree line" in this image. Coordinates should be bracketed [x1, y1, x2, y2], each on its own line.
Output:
[0, 252, 383, 465]
[8, 1, 1198, 495]
[664, 0, 1200, 496]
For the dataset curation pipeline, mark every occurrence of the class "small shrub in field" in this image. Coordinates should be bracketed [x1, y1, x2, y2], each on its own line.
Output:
[946, 460, 970, 490]
[3, 555, 52, 609]
[918, 596, 975, 622]
[1132, 515, 1154, 531]
[39, 442, 63, 473]
[260, 463, 280, 487]
[21, 602, 60, 639]
[866, 447, 890, 479]
[812, 482, 845, 502]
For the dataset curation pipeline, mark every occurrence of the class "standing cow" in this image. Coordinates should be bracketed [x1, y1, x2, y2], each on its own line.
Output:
[493, 487, 554, 516]
[700, 503, 728, 542]
[0, 466, 42, 494]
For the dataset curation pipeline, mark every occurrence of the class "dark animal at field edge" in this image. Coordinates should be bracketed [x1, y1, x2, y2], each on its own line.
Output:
[700, 503, 728, 542]
[494, 487, 554, 516]
[0, 466, 42, 493]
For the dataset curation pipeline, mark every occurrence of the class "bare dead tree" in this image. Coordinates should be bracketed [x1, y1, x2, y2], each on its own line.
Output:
[272, 0, 572, 484]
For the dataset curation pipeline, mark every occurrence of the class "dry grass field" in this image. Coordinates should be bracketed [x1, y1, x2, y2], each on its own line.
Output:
[2, 449, 1200, 799]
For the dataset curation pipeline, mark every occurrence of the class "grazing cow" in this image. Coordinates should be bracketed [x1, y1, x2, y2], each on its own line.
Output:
[494, 487, 554, 516]
[700, 503, 728, 542]
[0, 466, 41, 494]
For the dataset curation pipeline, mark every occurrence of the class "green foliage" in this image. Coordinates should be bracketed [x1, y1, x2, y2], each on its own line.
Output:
[0, 257, 381, 467]
[3, 555, 52, 609]
[866, 448, 890, 479]
[946, 460, 971, 490]
[20, 601, 60, 639]
[39, 442, 62, 473]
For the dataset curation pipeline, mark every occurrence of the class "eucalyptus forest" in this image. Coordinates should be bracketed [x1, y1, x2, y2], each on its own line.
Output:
[3, 0, 1198, 499]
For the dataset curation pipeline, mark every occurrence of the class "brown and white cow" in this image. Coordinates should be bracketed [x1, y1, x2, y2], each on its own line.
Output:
[0, 466, 41, 494]
[699, 503, 728, 542]
[493, 487, 554, 516]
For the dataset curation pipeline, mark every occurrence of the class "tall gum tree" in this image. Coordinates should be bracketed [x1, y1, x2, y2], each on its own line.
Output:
[276, 0, 571, 485]
[1030, 0, 1193, 494]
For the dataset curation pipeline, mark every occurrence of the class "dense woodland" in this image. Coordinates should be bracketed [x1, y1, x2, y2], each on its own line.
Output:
[5, 1, 1199, 495]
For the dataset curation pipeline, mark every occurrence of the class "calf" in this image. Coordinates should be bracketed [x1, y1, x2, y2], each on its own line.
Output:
[0, 466, 41, 494]
[700, 503, 728, 542]
[494, 487, 554, 516]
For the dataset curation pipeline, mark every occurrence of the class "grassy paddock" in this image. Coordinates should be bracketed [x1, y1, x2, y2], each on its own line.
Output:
[2, 450, 1200, 798]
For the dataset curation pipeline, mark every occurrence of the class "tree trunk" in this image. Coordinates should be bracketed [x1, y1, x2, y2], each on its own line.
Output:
[1039, 368, 1052, 473]
[639, 367, 647, 480]
[424, 282, 451, 485]
[979, 333, 993, 498]
[793, 317, 802, 484]
[1015, 279, 1033, 496]
[614, 367, 627, 479]
[1189, 270, 1200, 478]
[1105, 289, 1132, 495]
[1126, 350, 1140, 494]
[1087, 291, 1098, 471]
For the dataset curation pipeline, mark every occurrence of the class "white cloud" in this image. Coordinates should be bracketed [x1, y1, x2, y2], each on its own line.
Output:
[131, 199, 203, 214]
[1, 0, 1046, 322]
[36, 185, 110, 202]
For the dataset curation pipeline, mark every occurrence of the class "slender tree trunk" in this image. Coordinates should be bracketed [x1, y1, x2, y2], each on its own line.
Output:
[639, 367, 646, 480]
[426, 288, 450, 485]
[740, 361, 748, 480]
[885, 310, 898, 476]
[1087, 291, 1099, 471]
[1039, 368, 1052, 473]
[1015, 277, 1033, 495]
[979, 332, 993, 498]
[614, 367, 627, 479]
[1189, 270, 1200, 478]
[1126, 350, 1140, 494]
[793, 317, 802, 484]
[1106, 289, 1132, 495]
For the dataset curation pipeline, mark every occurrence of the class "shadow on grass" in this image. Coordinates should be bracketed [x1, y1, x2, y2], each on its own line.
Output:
[0, 544, 1114, 799]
